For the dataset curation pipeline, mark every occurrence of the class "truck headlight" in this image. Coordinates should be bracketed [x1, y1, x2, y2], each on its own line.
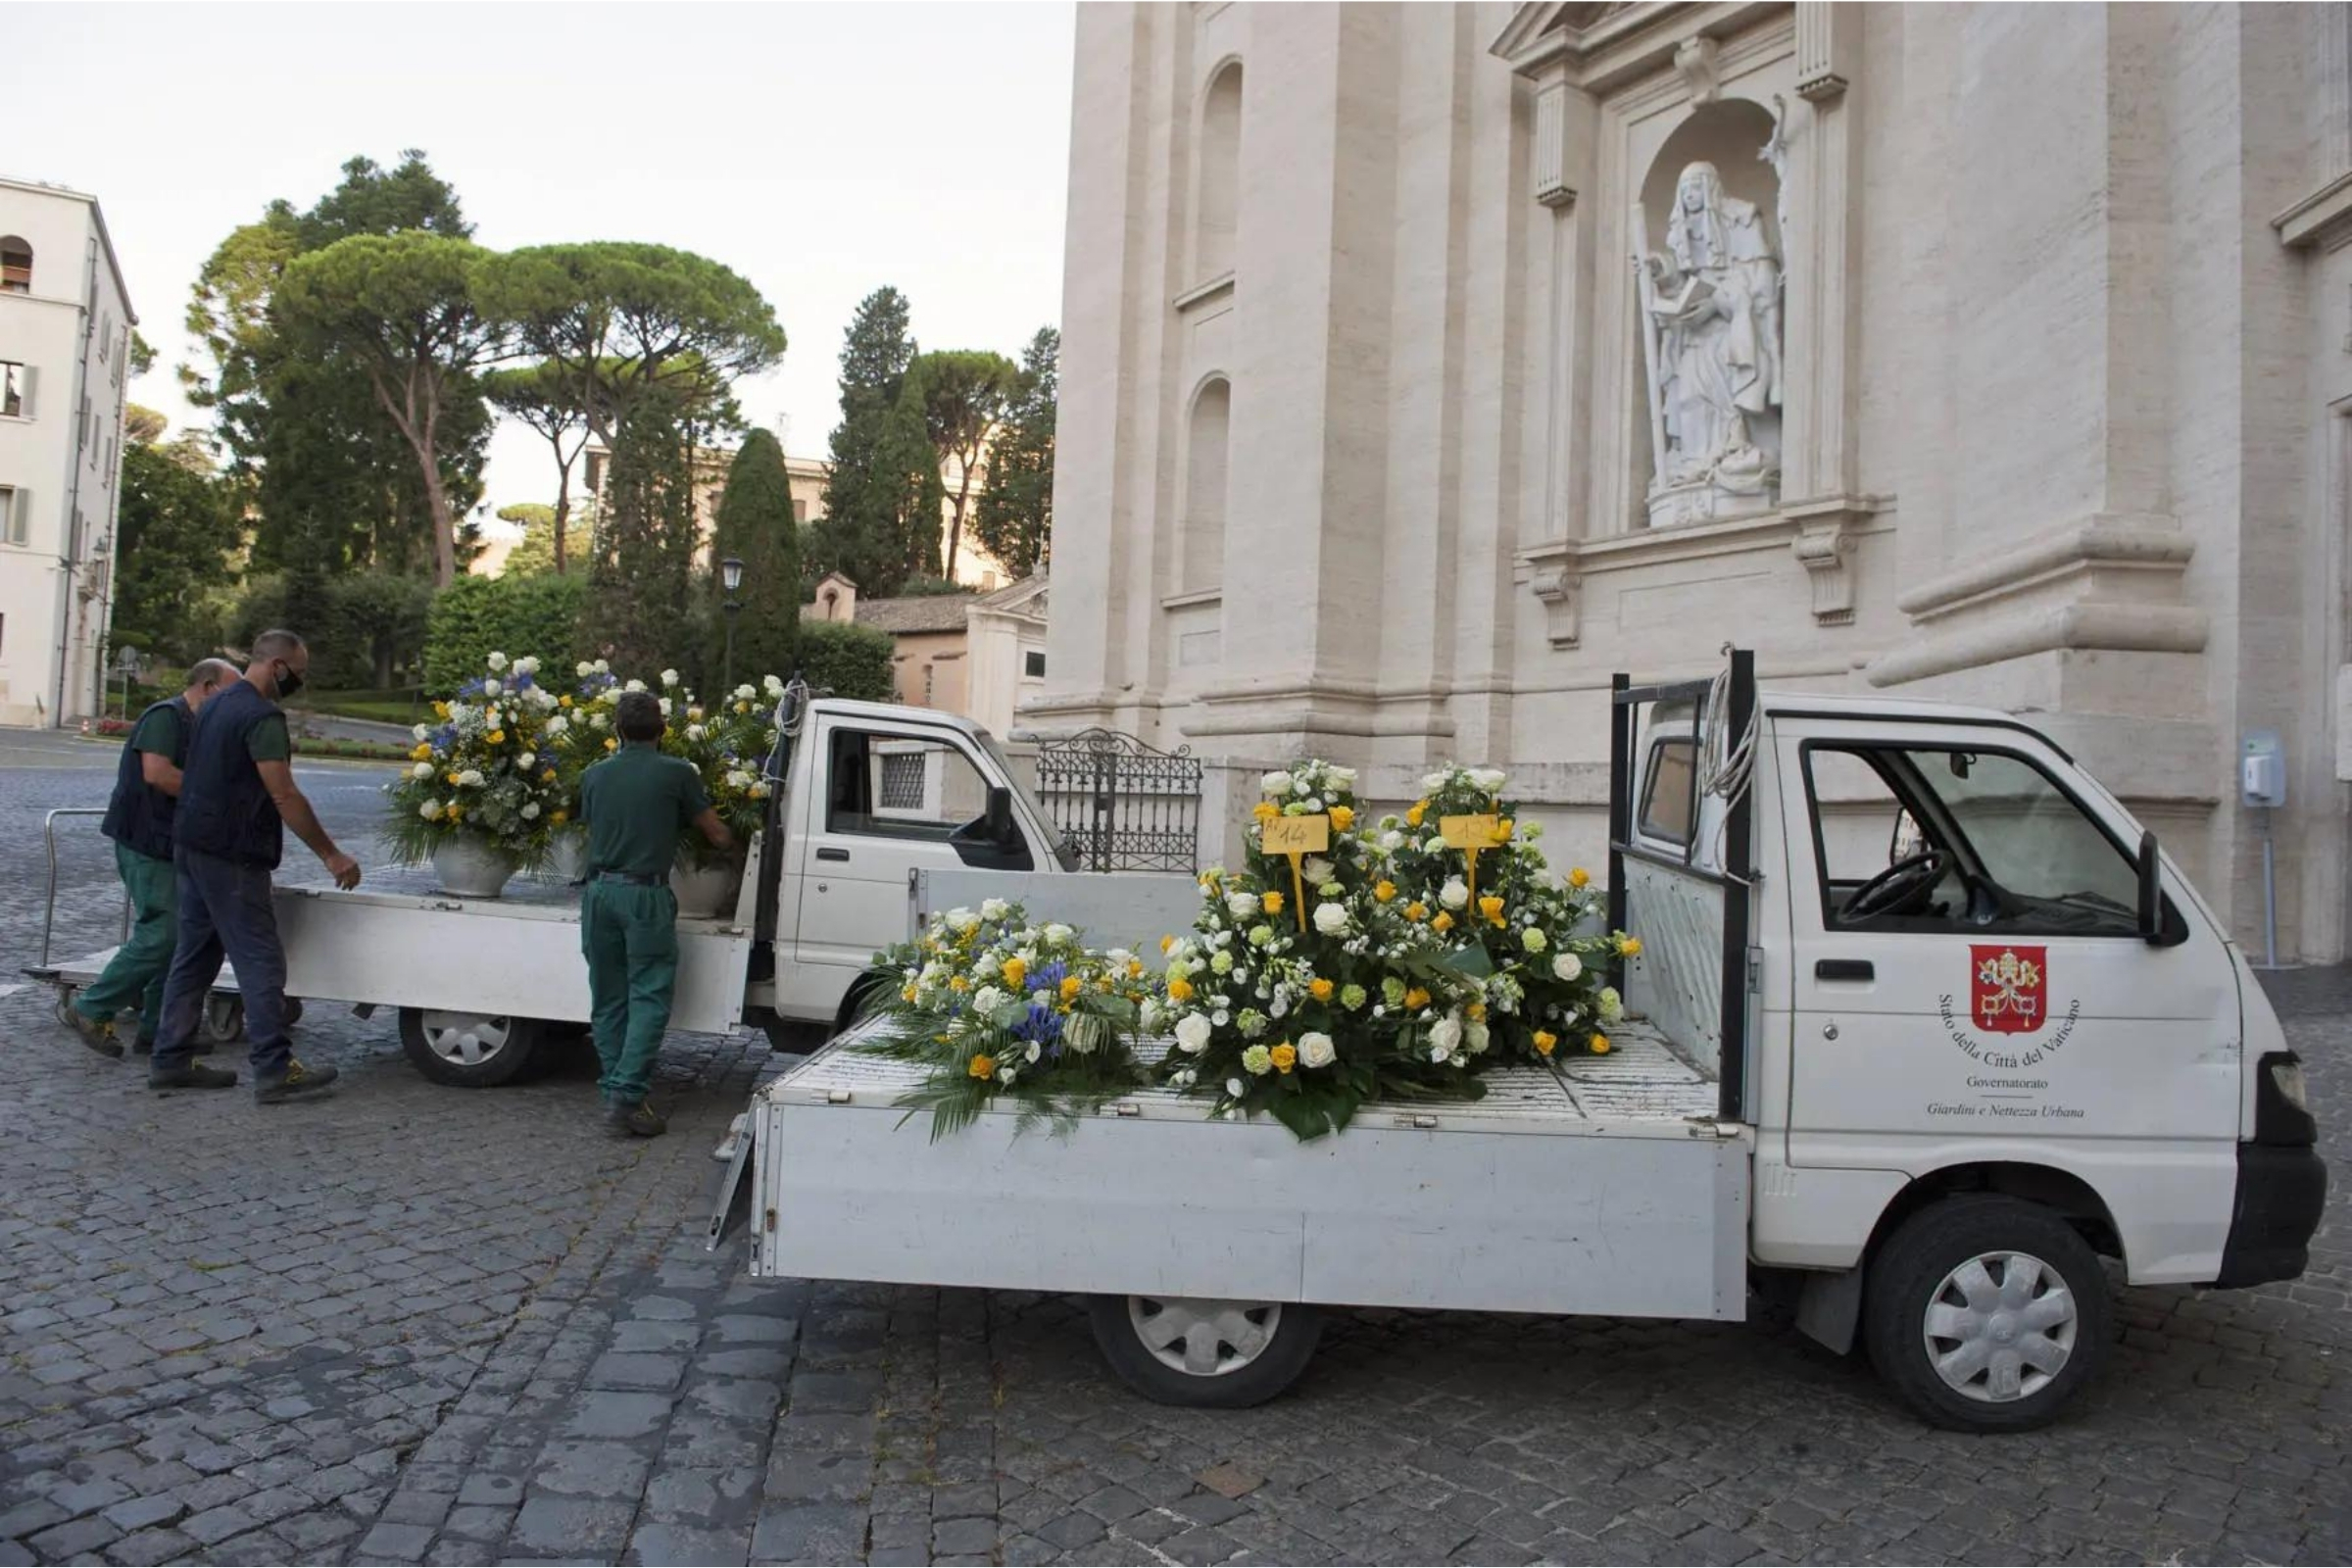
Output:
[2268, 1057, 2309, 1113]
[2255, 1051, 2318, 1147]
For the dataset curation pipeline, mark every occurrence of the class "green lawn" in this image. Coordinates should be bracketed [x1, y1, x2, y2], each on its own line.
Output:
[287, 689, 430, 726]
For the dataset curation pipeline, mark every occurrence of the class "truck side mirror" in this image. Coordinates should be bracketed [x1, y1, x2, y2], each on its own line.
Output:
[2136, 829, 2162, 943]
[985, 785, 1016, 846]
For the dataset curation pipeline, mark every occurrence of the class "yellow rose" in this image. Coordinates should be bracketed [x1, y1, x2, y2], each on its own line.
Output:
[1406, 801, 1428, 827]
[1060, 975, 1083, 1002]
[1166, 975, 1193, 1002]
[1308, 979, 1334, 1003]
[444, 771, 459, 784]
[433, 702, 450, 718]
[488, 730, 506, 745]
[902, 984, 919, 1003]
[445, 805, 463, 822]
[1330, 805, 1354, 830]
[1591, 1033, 1611, 1054]
[1492, 818, 1513, 843]
[1433, 911, 1455, 933]
[967, 1054, 997, 1080]
[1252, 801, 1279, 824]
[542, 769, 557, 782]
[1403, 987, 1431, 1010]
[1159, 934, 1176, 954]
[1479, 895, 1506, 927]
[950, 975, 971, 992]
[411, 743, 431, 761]
[605, 737, 618, 751]
[1618, 936, 1643, 958]
[735, 701, 750, 713]
[551, 809, 567, 825]
[1374, 880, 1396, 903]
[1533, 1029, 1558, 1056]
[1270, 1043, 1298, 1074]
[1261, 891, 1284, 915]
[1570, 867, 1592, 889]
[1405, 902, 1428, 922]
[689, 708, 704, 722]
[1002, 957, 1028, 990]
[560, 695, 573, 708]
[1467, 1002, 1486, 1022]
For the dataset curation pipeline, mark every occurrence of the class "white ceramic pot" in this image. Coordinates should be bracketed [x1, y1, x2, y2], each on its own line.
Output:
[670, 854, 743, 920]
[432, 837, 520, 900]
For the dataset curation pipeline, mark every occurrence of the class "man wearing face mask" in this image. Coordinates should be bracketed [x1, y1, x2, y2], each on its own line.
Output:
[149, 629, 363, 1102]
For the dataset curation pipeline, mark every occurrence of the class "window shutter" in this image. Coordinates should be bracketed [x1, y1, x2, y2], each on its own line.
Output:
[10, 488, 28, 547]
[19, 365, 35, 419]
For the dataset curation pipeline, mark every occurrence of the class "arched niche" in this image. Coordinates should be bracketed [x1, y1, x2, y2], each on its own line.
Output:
[1181, 376, 1232, 593]
[1194, 62, 1243, 284]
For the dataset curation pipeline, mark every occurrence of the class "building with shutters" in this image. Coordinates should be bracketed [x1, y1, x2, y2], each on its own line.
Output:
[0, 176, 134, 728]
[1030, 2, 2352, 960]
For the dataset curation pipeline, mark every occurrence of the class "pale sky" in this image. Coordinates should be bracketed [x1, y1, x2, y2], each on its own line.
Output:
[8, 2, 1076, 519]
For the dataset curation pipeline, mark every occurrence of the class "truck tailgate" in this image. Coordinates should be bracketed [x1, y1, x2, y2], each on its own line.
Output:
[751, 1017, 1748, 1321]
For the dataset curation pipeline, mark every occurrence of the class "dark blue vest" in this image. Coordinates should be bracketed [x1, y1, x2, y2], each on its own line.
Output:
[174, 680, 284, 868]
[100, 697, 189, 861]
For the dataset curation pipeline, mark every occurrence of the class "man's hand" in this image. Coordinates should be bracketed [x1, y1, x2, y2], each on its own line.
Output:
[324, 851, 362, 891]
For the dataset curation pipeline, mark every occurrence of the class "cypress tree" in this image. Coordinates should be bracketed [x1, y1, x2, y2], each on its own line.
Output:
[707, 428, 802, 689]
[585, 384, 697, 672]
[813, 286, 918, 592]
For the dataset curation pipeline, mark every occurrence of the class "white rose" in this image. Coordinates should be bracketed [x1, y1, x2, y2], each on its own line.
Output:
[418, 801, 441, 820]
[1171, 1068, 1197, 1089]
[735, 684, 757, 700]
[1226, 892, 1260, 920]
[457, 769, 484, 788]
[1429, 1015, 1463, 1061]
[1303, 857, 1334, 885]
[1044, 923, 1074, 945]
[661, 669, 679, 687]
[763, 674, 784, 694]
[998, 1066, 1018, 1087]
[575, 662, 594, 677]
[1440, 878, 1470, 909]
[517, 751, 535, 769]
[947, 907, 980, 933]
[1261, 770, 1294, 796]
[1422, 771, 1452, 792]
[1424, 836, 1447, 855]
[658, 698, 673, 716]
[624, 679, 646, 693]
[1298, 1032, 1336, 1069]
[411, 723, 430, 741]
[748, 781, 770, 799]
[1313, 902, 1349, 936]
[483, 679, 502, 698]
[410, 761, 433, 779]
[595, 660, 611, 674]
[686, 724, 706, 742]
[1139, 1000, 1165, 1034]
[1327, 766, 1357, 790]
[484, 708, 502, 728]
[522, 804, 541, 820]
[1469, 767, 1507, 794]
[1552, 953, 1584, 982]
[973, 985, 1004, 1013]
[1226, 1078, 1246, 1100]
[516, 657, 539, 675]
[1174, 1013, 1213, 1054]
[547, 715, 568, 734]
[591, 713, 608, 729]
[1466, 1021, 1491, 1054]
[980, 898, 1009, 920]
[1379, 830, 1404, 852]
[725, 769, 751, 789]
[1523, 927, 1548, 955]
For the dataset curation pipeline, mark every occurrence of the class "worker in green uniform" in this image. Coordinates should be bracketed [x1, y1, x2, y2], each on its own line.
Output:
[577, 689, 733, 1137]
[58, 659, 241, 1056]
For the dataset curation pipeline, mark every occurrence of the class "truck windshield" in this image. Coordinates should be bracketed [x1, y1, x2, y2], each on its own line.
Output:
[973, 728, 1081, 872]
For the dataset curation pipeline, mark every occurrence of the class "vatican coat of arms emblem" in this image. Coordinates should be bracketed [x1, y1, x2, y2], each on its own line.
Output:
[1970, 945, 2048, 1035]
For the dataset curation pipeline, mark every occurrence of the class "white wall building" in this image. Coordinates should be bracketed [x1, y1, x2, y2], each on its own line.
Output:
[0, 177, 134, 728]
[1032, 2, 2352, 960]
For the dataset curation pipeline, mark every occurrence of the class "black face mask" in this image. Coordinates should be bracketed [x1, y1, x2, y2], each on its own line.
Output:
[274, 662, 305, 701]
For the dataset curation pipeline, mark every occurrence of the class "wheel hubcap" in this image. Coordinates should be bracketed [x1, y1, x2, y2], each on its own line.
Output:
[1923, 1250, 2077, 1403]
[420, 1011, 513, 1067]
[1128, 1297, 1282, 1378]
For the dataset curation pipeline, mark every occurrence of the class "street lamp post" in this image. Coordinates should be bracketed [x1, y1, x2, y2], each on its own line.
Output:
[720, 556, 746, 696]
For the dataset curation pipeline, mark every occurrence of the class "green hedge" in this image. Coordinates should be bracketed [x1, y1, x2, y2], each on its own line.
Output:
[422, 574, 590, 695]
[795, 619, 896, 703]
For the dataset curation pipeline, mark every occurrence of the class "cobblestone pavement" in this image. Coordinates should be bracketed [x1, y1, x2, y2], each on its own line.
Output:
[1, 735, 2346, 1566]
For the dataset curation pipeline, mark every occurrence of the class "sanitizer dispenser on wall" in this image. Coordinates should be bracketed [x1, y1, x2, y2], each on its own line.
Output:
[2241, 731, 2286, 809]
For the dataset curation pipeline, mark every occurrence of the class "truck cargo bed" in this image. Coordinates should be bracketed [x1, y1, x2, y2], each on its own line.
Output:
[750, 1014, 1747, 1320]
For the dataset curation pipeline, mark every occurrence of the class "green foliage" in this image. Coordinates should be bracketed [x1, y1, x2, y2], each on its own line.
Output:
[474, 241, 785, 441]
[482, 362, 590, 574]
[422, 574, 590, 695]
[111, 440, 242, 664]
[222, 570, 431, 691]
[910, 348, 1017, 580]
[707, 428, 802, 692]
[894, 575, 969, 598]
[276, 231, 508, 587]
[122, 404, 167, 444]
[582, 383, 698, 674]
[793, 619, 896, 703]
[128, 331, 157, 378]
[972, 326, 1057, 577]
[813, 286, 923, 594]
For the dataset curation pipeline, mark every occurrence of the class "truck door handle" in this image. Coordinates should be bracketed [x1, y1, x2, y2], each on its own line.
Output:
[1815, 958, 1874, 982]
[816, 847, 850, 862]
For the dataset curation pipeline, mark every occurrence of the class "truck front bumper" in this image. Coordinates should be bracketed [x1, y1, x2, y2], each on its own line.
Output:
[2214, 1141, 2328, 1289]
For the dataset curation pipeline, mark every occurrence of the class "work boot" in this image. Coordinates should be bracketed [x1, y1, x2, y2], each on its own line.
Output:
[255, 1059, 339, 1104]
[604, 1099, 666, 1139]
[56, 995, 123, 1059]
[150, 1061, 237, 1091]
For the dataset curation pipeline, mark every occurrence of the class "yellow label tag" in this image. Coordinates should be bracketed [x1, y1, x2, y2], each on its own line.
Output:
[1261, 814, 1331, 856]
[1440, 813, 1500, 851]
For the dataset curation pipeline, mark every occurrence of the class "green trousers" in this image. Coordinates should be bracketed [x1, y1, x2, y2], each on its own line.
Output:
[75, 842, 177, 1043]
[580, 880, 679, 1103]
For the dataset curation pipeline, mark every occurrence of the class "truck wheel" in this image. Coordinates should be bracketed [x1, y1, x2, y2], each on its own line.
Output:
[398, 1007, 547, 1088]
[1086, 1295, 1322, 1408]
[1863, 1196, 2109, 1432]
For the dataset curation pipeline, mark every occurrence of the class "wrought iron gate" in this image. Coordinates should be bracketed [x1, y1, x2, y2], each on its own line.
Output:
[1034, 729, 1202, 873]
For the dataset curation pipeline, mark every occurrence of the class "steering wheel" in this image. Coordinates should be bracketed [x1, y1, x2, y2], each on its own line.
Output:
[1843, 850, 1949, 923]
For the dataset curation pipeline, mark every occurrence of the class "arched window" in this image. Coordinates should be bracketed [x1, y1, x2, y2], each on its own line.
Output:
[1182, 378, 1231, 594]
[1193, 63, 1242, 283]
[0, 237, 30, 295]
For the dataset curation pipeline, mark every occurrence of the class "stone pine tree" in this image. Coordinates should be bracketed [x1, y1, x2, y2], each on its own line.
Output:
[972, 326, 1058, 577]
[814, 286, 917, 591]
[707, 428, 801, 690]
[585, 384, 698, 673]
[909, 348, 1017, 580]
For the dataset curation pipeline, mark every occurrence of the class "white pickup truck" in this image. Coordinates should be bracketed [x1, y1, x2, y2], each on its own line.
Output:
[735, 652, 2328, 1431]
[35, 692, 1199, 1086]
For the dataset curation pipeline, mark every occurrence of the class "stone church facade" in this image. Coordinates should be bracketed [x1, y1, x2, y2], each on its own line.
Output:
[1031, 2, 2352, 960]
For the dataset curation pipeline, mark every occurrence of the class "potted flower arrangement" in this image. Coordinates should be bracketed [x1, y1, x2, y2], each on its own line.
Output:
[1152, 758, 1637, 1141]
[858, 899, 1153, 1140]
[538, 659, 621, 881]
[384, 654, 566, 897]
[653, 669, 783, 918]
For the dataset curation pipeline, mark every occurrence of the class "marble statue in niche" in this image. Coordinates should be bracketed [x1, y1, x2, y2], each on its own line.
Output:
[1637, 156, 1784, 527]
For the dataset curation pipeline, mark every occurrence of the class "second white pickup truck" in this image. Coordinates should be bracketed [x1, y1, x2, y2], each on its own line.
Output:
[736, 651, 2328, 1431]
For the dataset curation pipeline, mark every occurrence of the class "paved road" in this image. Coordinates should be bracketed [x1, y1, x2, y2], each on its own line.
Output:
[0, 729, 2345, 1566]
